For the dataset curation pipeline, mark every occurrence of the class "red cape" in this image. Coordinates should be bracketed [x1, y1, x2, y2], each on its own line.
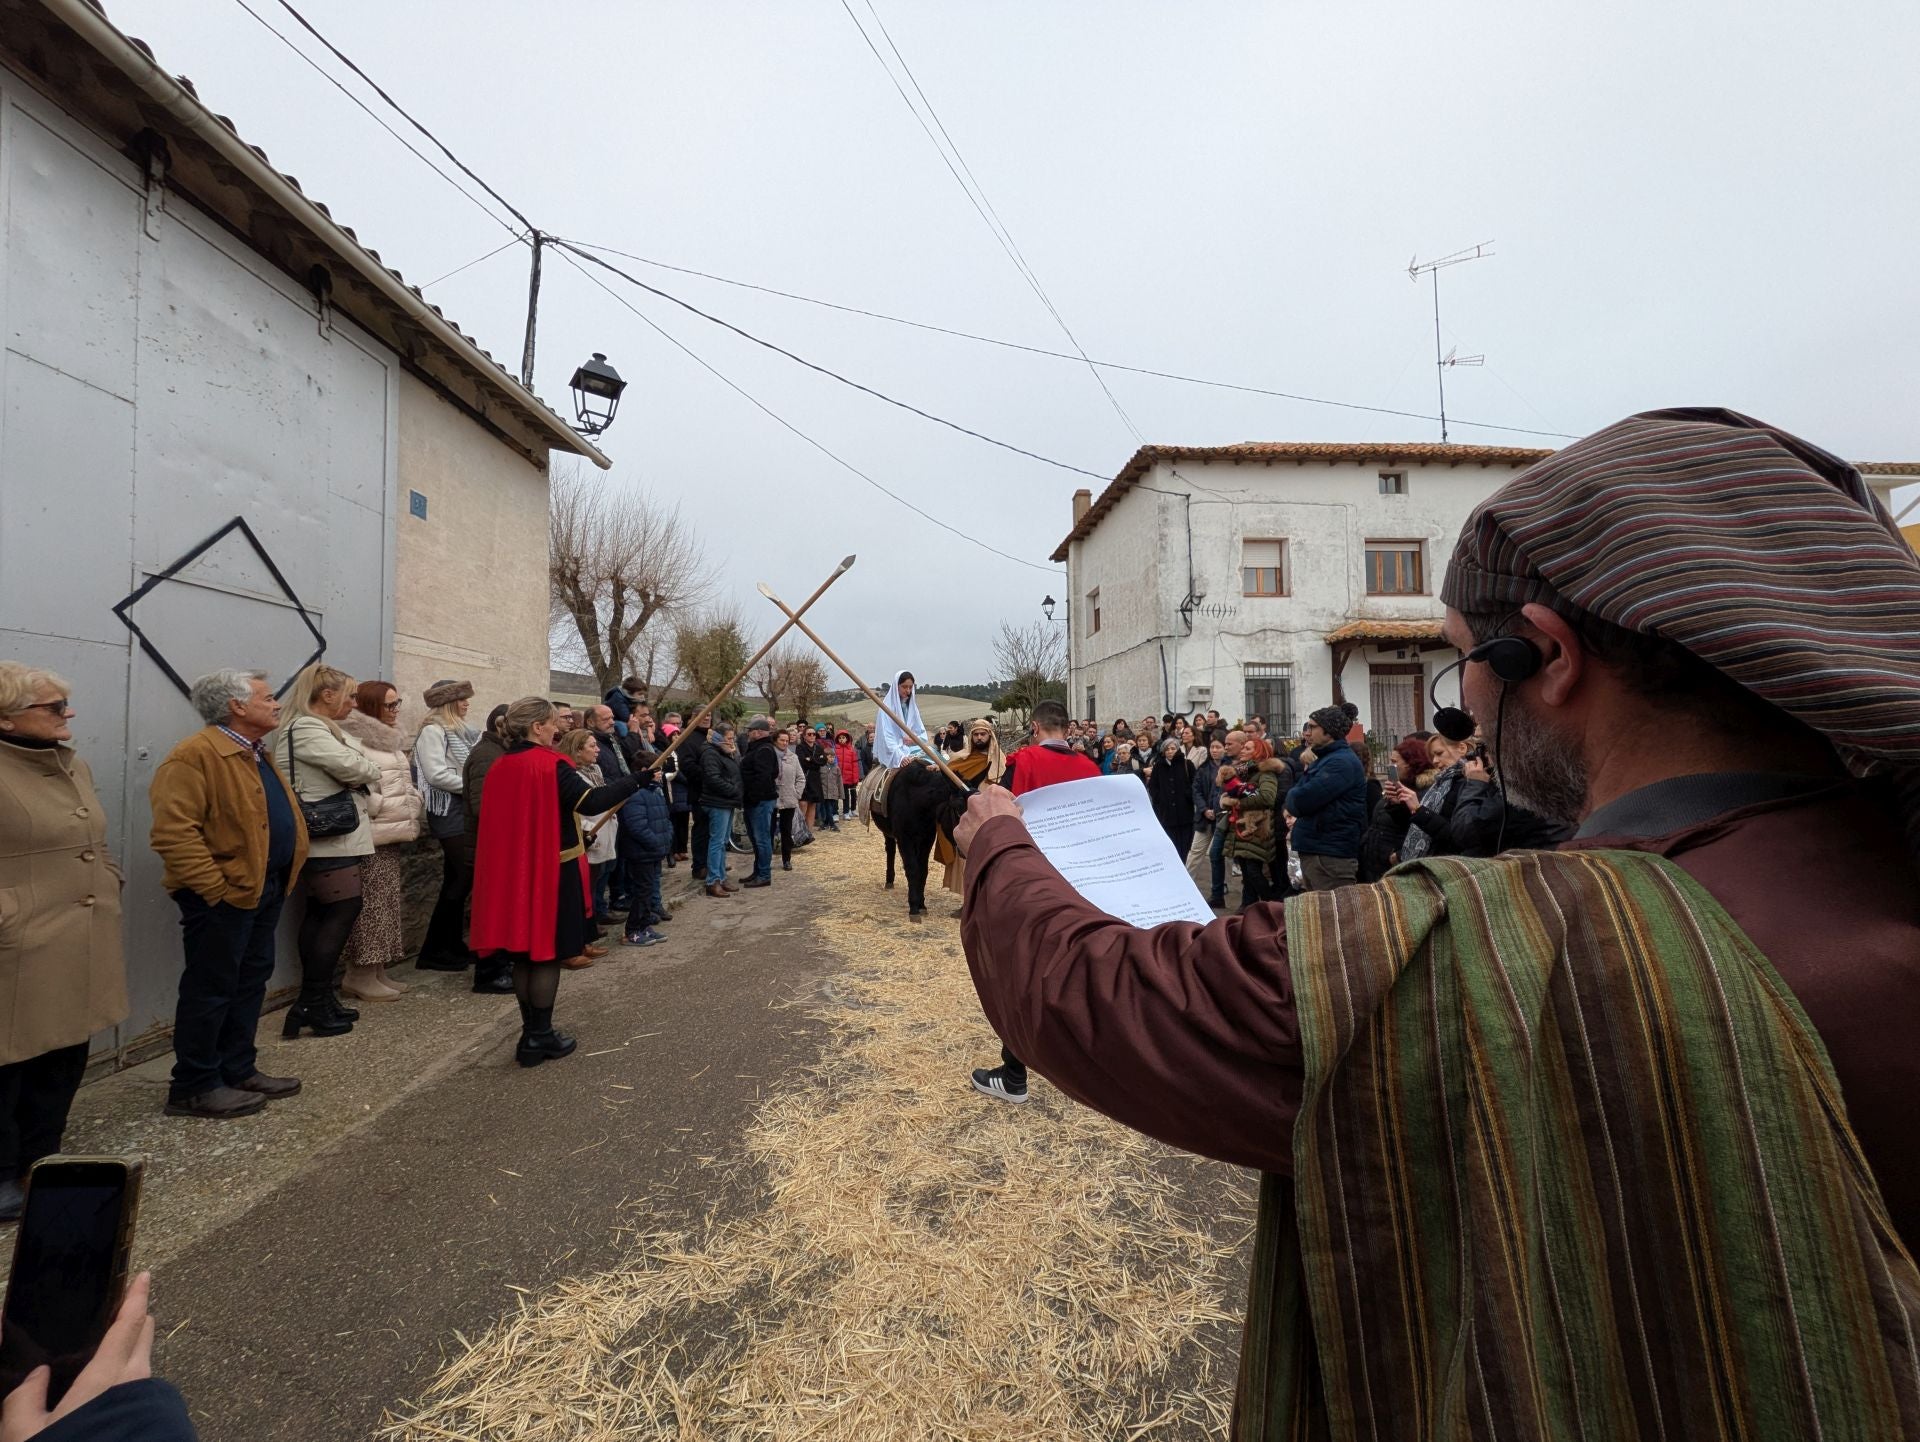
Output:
[470, 747, 590, 962]
[1007, 743, 1101, 795]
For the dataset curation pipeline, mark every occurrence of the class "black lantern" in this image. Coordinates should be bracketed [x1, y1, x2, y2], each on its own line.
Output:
[568, 352, 626, 437]
[1041, 594, 1056, 622]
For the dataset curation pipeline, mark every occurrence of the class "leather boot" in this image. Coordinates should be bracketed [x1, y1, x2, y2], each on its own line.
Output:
[705, 882, 731, 899]
[515, 1007, 577, 1067]
[282, 992, 352, 1038]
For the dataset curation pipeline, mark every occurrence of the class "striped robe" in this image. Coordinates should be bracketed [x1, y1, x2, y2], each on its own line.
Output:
[1237, 849, 1920, 1441]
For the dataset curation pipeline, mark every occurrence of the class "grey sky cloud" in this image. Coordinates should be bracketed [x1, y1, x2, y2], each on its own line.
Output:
[104, 0, 1920, 682]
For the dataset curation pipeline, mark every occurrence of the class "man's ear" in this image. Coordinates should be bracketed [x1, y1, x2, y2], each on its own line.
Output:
[1520, 603, 1584, 709]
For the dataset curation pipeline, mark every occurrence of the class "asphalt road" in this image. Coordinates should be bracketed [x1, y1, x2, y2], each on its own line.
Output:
[151, 865, 834, 1442]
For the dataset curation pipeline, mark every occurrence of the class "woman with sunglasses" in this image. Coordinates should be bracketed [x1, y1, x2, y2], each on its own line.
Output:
[0, 664, 127, 1222]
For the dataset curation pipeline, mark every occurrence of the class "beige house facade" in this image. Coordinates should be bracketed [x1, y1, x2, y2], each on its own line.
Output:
[393, 373, 555, 713]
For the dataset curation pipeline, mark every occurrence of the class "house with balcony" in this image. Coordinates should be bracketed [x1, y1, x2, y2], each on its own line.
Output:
[1053, 443, 1920, 748]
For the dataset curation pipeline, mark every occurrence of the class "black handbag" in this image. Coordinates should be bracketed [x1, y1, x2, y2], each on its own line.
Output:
[285, 720, 361, 839]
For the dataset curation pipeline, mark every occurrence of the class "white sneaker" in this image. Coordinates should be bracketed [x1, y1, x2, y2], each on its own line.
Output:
[970, 1066, 1029, 1103]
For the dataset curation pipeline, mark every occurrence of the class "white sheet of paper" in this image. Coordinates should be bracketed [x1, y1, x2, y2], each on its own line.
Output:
[1015, 774, 1216, 928]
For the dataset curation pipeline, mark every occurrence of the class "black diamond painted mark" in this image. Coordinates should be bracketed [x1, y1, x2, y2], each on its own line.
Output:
[112, 516, 327, 701]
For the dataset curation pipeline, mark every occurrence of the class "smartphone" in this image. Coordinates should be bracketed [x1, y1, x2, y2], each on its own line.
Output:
[0, 1156, 143, 1405]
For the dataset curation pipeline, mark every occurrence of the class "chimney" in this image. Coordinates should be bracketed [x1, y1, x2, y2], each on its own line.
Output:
[1071, 488, 1092, 526]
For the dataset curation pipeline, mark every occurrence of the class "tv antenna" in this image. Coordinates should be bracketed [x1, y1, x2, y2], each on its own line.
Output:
[1407, 241, 1492, 442]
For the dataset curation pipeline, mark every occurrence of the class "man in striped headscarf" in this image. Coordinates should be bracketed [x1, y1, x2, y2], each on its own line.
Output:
[954, 409, 1920, 1440]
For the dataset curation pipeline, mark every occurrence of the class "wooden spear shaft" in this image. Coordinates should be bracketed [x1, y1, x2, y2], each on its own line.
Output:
[756, 582, 970, 794]
[585, 554, 855, 840]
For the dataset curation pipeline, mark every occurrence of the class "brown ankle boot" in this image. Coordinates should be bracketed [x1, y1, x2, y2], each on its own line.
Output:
[705, 882, 732, 899]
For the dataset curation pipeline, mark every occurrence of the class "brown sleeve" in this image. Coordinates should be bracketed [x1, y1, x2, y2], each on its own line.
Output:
[960, 814, 1303, 1173]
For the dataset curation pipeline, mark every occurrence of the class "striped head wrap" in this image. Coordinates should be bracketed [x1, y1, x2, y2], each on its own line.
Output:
[1443, 406, 1920, 848]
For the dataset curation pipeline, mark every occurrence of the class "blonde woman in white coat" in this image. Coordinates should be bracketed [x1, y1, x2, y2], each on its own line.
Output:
[269, 663, 379, 1037]
[339, 681, 426, 1001]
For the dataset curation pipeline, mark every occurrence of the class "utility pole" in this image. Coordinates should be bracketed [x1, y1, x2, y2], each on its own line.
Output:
[1406, 241, 1492, 442]
[519, 229, 544, 389]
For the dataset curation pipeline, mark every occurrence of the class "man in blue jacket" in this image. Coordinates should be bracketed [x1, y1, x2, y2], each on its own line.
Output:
[1284, 704, 1369, 891]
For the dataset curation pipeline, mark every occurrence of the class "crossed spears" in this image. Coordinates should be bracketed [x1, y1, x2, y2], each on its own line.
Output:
[587, 556, 967, 840]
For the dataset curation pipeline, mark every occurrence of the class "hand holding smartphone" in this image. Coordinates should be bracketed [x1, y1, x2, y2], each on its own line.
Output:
[0, 1158, 143, 1410]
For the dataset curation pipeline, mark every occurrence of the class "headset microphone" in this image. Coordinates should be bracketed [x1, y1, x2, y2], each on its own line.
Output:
[1428, 636, 1540, 740]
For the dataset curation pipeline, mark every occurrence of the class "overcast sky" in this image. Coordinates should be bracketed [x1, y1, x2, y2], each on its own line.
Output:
[106, 0, 1920, 684]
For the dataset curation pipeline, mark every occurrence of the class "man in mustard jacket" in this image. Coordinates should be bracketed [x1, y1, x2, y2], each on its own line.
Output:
[149, 669, 308, 1119]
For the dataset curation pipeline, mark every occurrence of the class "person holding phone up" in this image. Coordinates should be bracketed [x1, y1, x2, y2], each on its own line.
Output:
[1, 1273, 197, 1441]
[0, 665, 129, 1223]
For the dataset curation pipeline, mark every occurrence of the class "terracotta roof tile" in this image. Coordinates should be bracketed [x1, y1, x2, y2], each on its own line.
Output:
[1326, 618, 1447, 644]
[1054, 445, 1920, 561]
[1052, 441, 1553, 561]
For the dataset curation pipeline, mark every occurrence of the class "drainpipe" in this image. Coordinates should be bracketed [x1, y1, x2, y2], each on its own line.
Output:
[42, 0, 609, 469]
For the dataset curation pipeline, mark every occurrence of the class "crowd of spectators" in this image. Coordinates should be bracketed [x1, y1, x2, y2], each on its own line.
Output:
[1046, 700, 1568, 911]
[0, 662, 885, 1170]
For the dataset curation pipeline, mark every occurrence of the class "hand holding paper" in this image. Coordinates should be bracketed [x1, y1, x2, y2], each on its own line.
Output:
[990, 775, 1215, 928]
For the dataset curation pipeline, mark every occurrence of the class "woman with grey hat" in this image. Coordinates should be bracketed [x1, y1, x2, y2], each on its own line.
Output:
[414, 678, 481, 972]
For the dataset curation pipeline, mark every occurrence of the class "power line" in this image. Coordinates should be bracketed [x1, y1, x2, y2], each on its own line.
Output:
[227, 0, 524, 240]
[419, 236, 527, 290]
[552, 240, 1108, 479]
[551, 246, 1059, 575]
[559, 239, 1577, 440]
[266, 0, 536, 234]
[838, 0, 1144, 443]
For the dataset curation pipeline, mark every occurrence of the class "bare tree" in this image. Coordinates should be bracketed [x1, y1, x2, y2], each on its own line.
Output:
[991, 619, 1068, 723]
[748, 641, 794, 718]
[549, 464, 714, 695]
[673, 604, 752, 723]
[789, 651, 829, 720]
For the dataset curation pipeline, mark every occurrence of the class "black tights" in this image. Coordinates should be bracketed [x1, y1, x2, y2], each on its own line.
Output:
[512, 959, 561, 1037]
[778, 806, 795, 864]
[298, 896, 363, 1004]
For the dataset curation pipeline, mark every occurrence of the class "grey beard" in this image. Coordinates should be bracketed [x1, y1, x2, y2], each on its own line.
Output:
[1491, 698, 1590, 827]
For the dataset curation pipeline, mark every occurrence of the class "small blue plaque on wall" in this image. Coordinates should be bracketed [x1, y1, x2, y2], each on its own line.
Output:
[408, 489, 428, 520]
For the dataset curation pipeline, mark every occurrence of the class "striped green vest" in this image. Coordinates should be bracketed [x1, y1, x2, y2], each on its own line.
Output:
[1237, 849, 1920, 1441]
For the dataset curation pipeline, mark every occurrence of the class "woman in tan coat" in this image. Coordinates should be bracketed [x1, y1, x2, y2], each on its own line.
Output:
[339, 681, 425, 1002]
[0, 662, 127, 1221]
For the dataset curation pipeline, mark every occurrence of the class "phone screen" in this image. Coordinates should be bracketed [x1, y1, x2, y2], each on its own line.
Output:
[0, 1161, 132, 1402]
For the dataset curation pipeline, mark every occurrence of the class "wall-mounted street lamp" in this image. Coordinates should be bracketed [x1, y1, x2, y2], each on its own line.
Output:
[1042, 594, 1057, 622]
[568, 352, 626, 437]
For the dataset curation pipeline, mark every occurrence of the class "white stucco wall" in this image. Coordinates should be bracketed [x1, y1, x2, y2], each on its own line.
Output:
[1066, 456, 1535, 736]
[392, 370, 551, 723]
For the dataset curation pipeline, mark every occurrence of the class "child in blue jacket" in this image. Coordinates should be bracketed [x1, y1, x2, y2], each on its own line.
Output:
[618, 766, 673, 945]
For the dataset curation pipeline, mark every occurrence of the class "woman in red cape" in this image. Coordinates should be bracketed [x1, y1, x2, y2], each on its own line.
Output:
[471, 698, 639, 1066]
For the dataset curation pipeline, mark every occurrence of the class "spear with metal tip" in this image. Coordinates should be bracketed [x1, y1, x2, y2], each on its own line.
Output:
[756, 580, 970, 794]
[586, 555, 856, 840]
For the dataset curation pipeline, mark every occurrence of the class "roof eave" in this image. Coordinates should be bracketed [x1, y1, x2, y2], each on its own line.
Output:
[23, 0, 609, 470]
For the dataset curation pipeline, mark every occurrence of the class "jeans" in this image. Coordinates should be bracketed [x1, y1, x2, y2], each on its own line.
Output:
[626, 858, 664, 928]
[0, 1042, 89, 1178]
[1208, 823, 1229, 903]
[746, 799, 776, 881]
[819, 797, 838, 828]
[690, 805, 711, 878]
[702, 806, 734, 881]
[170, 871, 288, 1100]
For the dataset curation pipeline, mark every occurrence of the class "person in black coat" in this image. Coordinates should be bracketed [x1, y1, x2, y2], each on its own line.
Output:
[1145, 736, 1197, 861]
[695, 723, 742, 896]
[737, 719, 781, 888]
[680, 720, 711, 881]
